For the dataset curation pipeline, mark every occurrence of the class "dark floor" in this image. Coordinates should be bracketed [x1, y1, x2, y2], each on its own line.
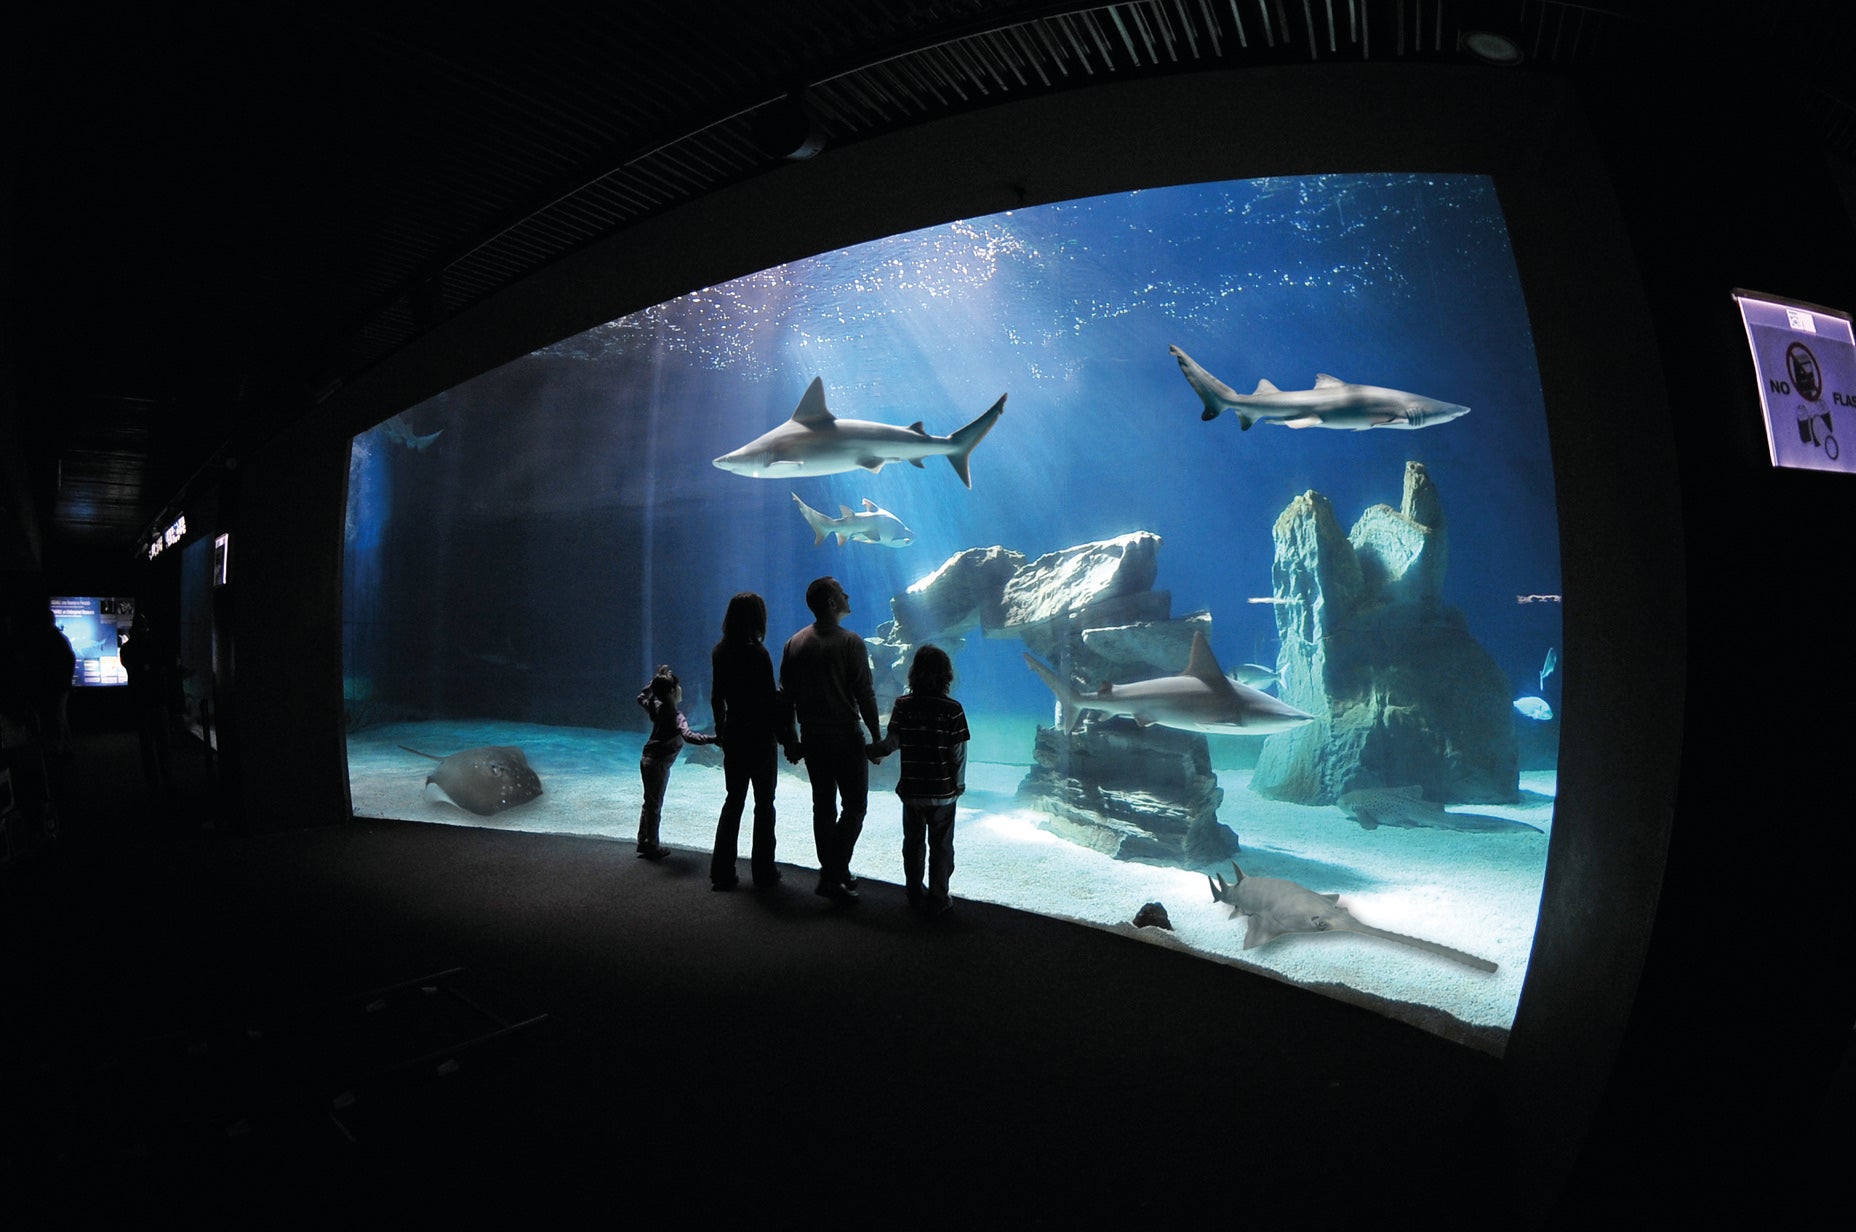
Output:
[2, 727, 1840, 1225]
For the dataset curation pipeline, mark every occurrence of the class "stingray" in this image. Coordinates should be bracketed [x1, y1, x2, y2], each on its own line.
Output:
[399, 744, 543, 816]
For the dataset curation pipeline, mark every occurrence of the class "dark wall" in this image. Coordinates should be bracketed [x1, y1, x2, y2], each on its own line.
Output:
[213, 426, 353, 832]
[1551, 75, 1856, 1214]
[1494, 87, 1686, 1202]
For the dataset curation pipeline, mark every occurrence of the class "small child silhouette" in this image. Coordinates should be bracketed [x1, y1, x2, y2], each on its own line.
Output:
[868, 645, 969, 915]
[635, 665, 715, 859]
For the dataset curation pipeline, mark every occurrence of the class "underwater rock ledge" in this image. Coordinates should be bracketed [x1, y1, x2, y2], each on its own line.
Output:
[879, 532, 1237, 867]
[1017, 720, 1238, 868]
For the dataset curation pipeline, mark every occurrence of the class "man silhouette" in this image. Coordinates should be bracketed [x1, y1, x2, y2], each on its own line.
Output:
[779, 576, 881, 905]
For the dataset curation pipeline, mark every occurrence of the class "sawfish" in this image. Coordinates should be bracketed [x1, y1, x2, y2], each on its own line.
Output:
[399, 745, 544, 816]
[1336, 785, 1543, 834]
[1209, 863, 1497, 972]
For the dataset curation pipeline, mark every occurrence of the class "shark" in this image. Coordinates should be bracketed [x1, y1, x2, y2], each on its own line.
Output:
[713, 377, 1006, 488]
[400, 745, 544, 816]
[1335, 785, 1544, 834]
[1227, 662, 1280, 690]
[791, 493, 914, 548]
[1169, 345, 1470, 431]
[1023, 630, 1315, 736]
[1209, 863, 1498, 972]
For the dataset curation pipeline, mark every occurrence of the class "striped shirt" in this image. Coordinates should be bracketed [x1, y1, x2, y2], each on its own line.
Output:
[875, 692, 970, 801]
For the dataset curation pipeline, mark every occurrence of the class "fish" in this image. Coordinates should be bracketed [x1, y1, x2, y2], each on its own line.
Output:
[1227, 662, 1280, 690]
[1208, 863, 1498, 972]
[712, 377, 1006, 488]
[1169, 345, 1469, 431]
[399, 745, 544, 816]
[1023, 630, 1315, 736]
[791, 493, 915, 547]
[1512, 696, 1553, 721]
[1539, 646, 1558, 691]
[1335, 785, 1543, 834]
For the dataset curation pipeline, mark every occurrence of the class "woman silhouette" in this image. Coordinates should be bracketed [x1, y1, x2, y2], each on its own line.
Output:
[708, 592, 796, 889]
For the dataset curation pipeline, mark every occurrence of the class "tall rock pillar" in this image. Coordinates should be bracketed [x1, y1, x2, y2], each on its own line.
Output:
[1251, 462, 1518, 805]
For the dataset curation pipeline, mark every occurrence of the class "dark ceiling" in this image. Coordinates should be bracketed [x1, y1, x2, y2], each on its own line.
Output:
[6, 2, 1853, 569]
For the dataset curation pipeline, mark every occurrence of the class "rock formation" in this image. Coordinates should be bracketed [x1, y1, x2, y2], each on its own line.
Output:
[1132, 902, 1174, 930]
[872, 545, 1024, 713]
[888, 545, 1025, 644]
[879, 531, 1238, 868]
[996, 533, 1167, 661]
[1251, 461, 1518, 806]
[1018, 719, 1238, 867]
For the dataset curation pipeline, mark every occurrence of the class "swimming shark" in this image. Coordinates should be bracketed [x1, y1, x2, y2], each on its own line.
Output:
[1335, 785, 1543, 834]
[1209, 863, 1498, 972]
[1023, 630, 1315, 736]
[713, 377, 1006, 487]
[791, 493, 914, 548]
[400, 745, 544, 816]
[1169, 345, 1470, 431]
[1227, 662, 1280, 690]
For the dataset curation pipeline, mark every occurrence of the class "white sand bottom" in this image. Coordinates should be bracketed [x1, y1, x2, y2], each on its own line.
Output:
[350, 718, 1552, 1045]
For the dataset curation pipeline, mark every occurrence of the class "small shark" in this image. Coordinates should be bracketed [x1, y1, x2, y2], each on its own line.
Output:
[1023, 630, 1315, 736]
[1227, 662, 1280, 690]
[1169, 345, 1470, 431]
[791, 493, 914, 548]
[1209, 863, 1498, 972]
[1336, 785, 1543, 834]
[713, 377, 1006, 488]
[1539, 646, 1558, 692]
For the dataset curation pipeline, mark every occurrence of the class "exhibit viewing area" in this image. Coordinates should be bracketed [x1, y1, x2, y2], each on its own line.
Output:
[3, 5, 1851, 1224]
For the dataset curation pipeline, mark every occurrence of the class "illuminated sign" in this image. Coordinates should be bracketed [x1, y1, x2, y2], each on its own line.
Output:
[146, 513, 189, 560]
[50, 596, 131, 687]
[1734, 289, 1855, 474]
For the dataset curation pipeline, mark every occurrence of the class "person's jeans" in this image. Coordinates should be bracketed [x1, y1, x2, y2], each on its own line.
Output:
[801, 728, 867, 886]
[901, 799, 957, 901]
[638, 754, 673, 849]
[712, 740, 778, 883]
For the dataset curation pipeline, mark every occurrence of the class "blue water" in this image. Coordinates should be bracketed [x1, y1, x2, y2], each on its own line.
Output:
[344, 172, 1558, 730]
[340, 173, 1560, 1039]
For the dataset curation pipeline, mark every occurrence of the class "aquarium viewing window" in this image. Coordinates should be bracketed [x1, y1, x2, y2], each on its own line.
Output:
[1734, 289, 1855, 474]
[342, 173, 1562, 1046]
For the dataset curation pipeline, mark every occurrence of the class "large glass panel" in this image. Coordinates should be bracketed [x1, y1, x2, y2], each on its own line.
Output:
[343, 174, 1559, 1045]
